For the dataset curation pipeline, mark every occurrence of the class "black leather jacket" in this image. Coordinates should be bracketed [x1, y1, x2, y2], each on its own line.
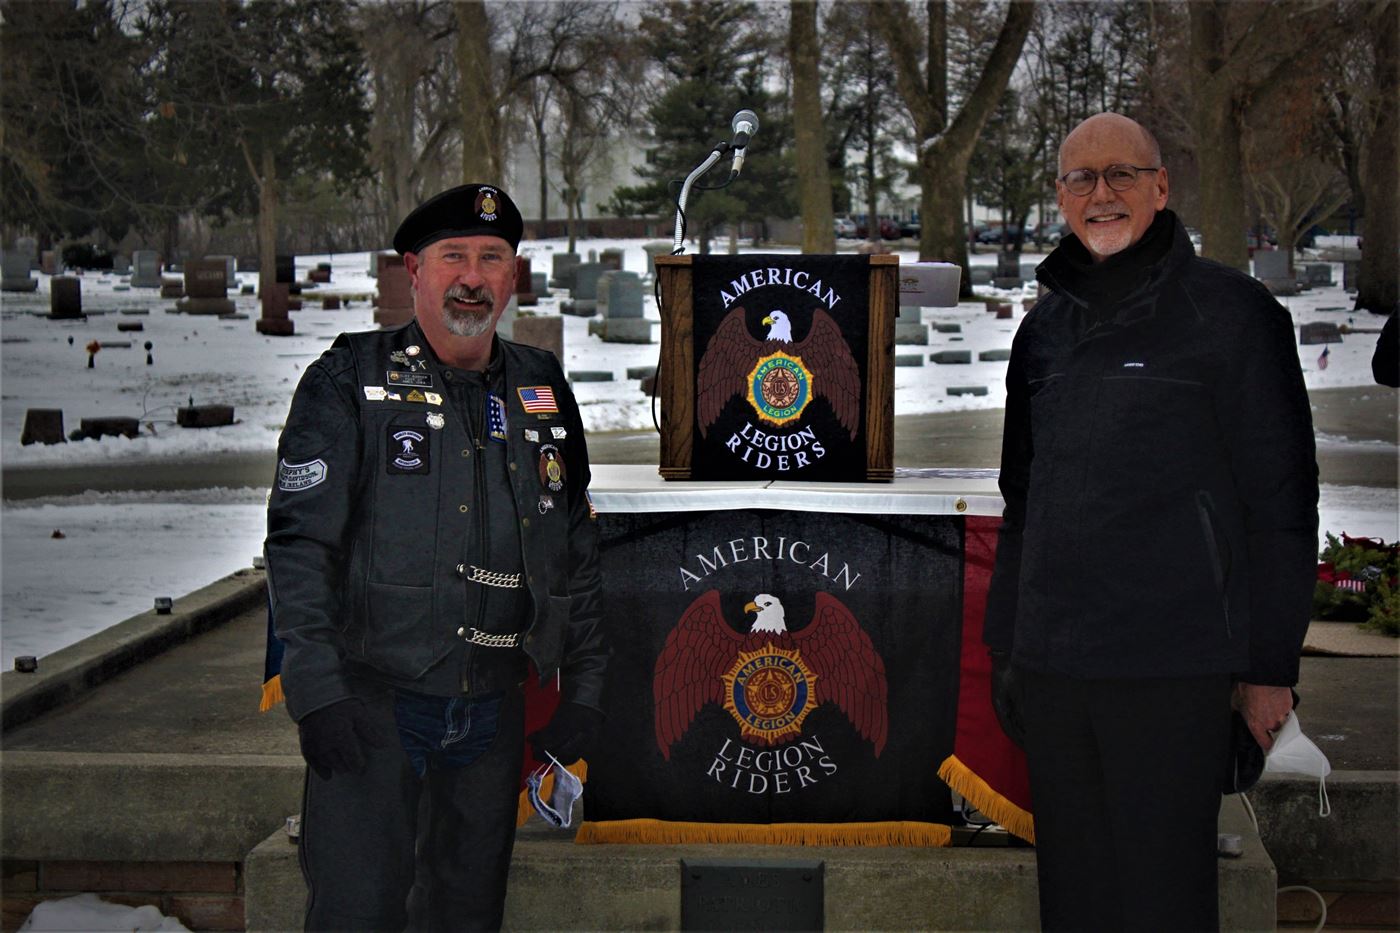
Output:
[984, 214, 1318, 685]
[265, 320, 606, 721]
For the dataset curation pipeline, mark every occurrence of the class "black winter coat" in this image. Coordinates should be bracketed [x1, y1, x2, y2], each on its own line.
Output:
[265, 321, 607, 721]
[984, 213, 1318, 685]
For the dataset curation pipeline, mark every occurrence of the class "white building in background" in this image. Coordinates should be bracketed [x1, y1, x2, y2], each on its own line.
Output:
[506, 132, 652, 224]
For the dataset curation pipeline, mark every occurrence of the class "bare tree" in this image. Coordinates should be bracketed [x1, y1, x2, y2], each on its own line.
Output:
[873, 0, 1035, 296]
[1188, 0, 1344, 271]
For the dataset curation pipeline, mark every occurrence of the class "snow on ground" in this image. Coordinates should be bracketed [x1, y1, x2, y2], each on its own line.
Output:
[2, 239, 1395, 667]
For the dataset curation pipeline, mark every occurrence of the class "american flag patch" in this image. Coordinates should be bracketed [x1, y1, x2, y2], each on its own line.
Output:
[517, 386, 559, 414]
[487, 393, 507, 442]
[1335, 579, 1367, 593]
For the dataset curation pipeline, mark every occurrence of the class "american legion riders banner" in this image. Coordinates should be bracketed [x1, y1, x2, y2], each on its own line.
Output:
[690, 254, 870, 481]
[578, 508, 964, 845]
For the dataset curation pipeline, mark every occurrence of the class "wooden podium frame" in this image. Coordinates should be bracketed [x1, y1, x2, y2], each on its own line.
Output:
[655, 253, 898, 482]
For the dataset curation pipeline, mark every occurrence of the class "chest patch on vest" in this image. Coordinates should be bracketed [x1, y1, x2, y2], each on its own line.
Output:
[387, 427, 430, 474]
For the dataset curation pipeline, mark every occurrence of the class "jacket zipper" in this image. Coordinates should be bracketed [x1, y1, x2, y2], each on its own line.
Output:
[1195, 490, 1232, 638]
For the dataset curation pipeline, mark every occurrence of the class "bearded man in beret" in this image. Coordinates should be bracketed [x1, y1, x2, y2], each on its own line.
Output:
[265, 183, 607, 931]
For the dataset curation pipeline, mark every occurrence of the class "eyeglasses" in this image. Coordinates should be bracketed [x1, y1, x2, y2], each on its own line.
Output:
[1058, 164, 1160, 197]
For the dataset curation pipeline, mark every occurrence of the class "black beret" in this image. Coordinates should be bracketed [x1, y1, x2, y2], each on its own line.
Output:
[393, 183, 523, 255]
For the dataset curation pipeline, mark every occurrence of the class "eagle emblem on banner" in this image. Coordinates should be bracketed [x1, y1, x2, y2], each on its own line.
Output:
[696, 306, 861, 439]
[653, 590, 888, 759]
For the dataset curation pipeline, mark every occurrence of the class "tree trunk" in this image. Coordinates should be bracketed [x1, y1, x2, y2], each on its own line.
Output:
[1358, 0, 1399, 315]
[789, 0, 834, 254]
[456, 1, 501, 182]
[258, 147, 277, 302]
[1189, 1, 1249, 272]
[537, 122, 549, 228]
[875, 0, 1033, 296]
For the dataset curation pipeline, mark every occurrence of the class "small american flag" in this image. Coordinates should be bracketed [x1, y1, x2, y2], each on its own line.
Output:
[1318, 346, 1330, 370]
[517, 386, 559, 413]
[487, 393, 507, 442]
[1335, 578, 1366, 593]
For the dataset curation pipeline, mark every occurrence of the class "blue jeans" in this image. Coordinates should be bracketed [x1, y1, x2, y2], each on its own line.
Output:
[393, 688, 503, 777]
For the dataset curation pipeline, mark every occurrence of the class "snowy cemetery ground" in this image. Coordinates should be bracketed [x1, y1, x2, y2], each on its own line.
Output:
[1, 239, 1395, 668]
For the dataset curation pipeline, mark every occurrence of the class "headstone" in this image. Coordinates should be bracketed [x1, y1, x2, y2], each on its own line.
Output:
[1252, 250, 1296, 295]
[561, 262, 605, 316]
[515, 256, 537, 306]
[895, 304, 929, 345]
[599, 248, 624, 271]
[39, 250, 58, 276]
[178, 259, 236, 314]
[207, 254, 237, 287]
[996, 304, 1013, 320]
[49, 276, 82, 319]
[159, 276, 184, 299]
[531, 272, 549, 297]
[642, 241, 671, 280]
[931, 323, 962, 334]
[75, 416, 139, 440]
[111, 254, 131, 276]
[1022, 297, 1037, 313]
[130, 251, 162, 288]
[256, 282, 295, 335]
[511, 315, 563, 362]
[627, 366, 657, 380]
[177, 404, 236, 428]
[895, 353, 925, 366]
[1, 250, 38, 292]
[322, 296, 341, 311]
[931, 350, 972, 364]
[368, 251, 386, 278]
[16, 236, 37, 267]
[969, 267, 993, 286]
[275, 254, 296, 285]
[1299, 322, 1343, 345]
[947, 385, 989, 397]
[640, 373, 658, 395]
[603, 272, 644, 319]
[979, 348, 1013, 362]
[897, 262, 961, 308]
[598, 319, 654, 344]
[1302, 263, 1333, 287]
[551, 252, 580, 290]
[20, 409, 65, 445]
[1343, 260, 1360, 292]
[374, 253, 414, 328]
[117, 321, 144, 333]
[308, 262, 332, 284]
[568, 370, 614, 382]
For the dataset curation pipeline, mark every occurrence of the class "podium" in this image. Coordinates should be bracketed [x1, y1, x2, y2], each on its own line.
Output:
[656, 253, 899, 482]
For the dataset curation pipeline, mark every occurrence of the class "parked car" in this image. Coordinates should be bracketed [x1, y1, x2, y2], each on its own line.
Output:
[1033, 222, 1068, 246]
[834, 217, 857, 239]
[854, 216, 901, 240]
[899, 218, 921, 239]
[967, 221, 990, 244]
[979, 224, 1031, 245]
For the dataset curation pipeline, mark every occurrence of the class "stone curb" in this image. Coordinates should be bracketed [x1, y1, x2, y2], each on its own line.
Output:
[0, 569, 266, 731]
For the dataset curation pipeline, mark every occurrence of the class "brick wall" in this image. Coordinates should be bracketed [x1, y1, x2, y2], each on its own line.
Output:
[1, 860, 243, 932]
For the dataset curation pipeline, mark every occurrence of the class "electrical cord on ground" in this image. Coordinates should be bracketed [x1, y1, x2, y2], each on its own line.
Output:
[1276, 885, 1328, 933]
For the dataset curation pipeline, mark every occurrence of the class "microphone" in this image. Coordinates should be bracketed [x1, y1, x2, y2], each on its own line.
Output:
[729, 109, 759, 177]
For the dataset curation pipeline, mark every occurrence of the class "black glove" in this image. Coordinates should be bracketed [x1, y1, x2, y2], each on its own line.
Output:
[528, 702, 604, 766]
[297, 698, 390, 780]
[989, 650, 1025, 749]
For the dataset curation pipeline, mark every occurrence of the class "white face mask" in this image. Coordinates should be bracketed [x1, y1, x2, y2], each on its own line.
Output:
[526, 752, 583, 828]
[1263, 711, 1332, 817]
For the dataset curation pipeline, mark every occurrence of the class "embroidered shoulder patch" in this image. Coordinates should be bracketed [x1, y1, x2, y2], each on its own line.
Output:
[278, 458, 327, 492]
[517, 386, 559, 414]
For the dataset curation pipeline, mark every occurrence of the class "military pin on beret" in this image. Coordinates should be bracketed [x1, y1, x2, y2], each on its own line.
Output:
[393, 183, 523, 255]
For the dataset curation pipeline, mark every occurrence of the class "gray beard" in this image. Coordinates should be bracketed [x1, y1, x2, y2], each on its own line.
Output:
[443, 303, 494, 337]
[441, 285, 495, 337]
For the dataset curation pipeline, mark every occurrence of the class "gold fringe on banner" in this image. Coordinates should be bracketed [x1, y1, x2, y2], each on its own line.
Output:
[938, 754, 1035, 844]
[574, 819, 951, 847]
[515, 759, 589, 827]
[259, 674, 285, 713]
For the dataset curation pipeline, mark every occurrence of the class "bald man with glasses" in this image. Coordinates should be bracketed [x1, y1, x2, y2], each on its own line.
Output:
[983, 112, 1318, 930]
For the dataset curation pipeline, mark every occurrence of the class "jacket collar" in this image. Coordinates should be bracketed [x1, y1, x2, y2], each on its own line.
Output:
[1036, 210, 1194, 323]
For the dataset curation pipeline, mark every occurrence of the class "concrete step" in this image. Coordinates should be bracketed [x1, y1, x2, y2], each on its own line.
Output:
[245, 797, 1275, 932]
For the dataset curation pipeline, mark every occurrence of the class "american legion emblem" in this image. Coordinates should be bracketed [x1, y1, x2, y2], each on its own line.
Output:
[653, 589, 888, 773]
[689, 254, 872, 480]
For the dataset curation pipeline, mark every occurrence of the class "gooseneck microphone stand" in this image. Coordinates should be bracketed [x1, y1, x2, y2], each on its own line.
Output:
[670, 142, 735, 256]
